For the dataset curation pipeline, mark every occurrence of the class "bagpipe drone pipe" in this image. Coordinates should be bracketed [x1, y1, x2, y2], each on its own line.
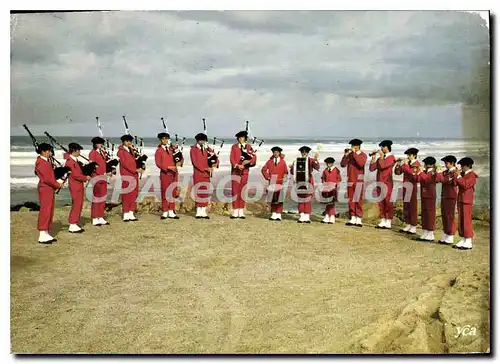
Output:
[202, 117, 225, 168]
[95, 117, 119, 174]
[43, 132, 98, 176]
[122, 116, 148, 172]
[160, 117, 185, 164]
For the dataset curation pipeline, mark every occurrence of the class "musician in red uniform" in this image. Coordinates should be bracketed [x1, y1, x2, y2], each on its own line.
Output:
[64, 143, 90, 233]
[290, 146, 320, 223]
[155, 132, 180, 220]
[321, 157, 341, 224]
[89, 136, 109, 226]
[230, 130, 257, 219]
[261, 146, 288, 221]
[340, 138, 367, 227]
[117, 134, 142, 222]
[369, 140, 396, 229]
[394, 148, 420, 234]
[411, 157, 437, 241]
[190, 133, 217, 219]
[453, 157, 477, 250]
[36, 143, 65, 244]
[435, 155, 458, 245]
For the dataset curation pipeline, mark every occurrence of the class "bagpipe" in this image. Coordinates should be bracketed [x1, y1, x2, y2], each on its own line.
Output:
[23, 124, 70, 194]
[95, 116, 119, 173]
[44, 132, 98, 176]
[202, 118, 225, 168]
[161, 117, 185, 165]
[242, 120, 264, 168]
[122, 116, 148, 172]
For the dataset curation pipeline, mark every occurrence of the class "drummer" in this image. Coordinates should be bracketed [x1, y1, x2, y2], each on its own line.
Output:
[261, 146, 289, 221]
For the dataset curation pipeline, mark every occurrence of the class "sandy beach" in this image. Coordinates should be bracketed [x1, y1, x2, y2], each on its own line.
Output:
[10, 202, 490, 354]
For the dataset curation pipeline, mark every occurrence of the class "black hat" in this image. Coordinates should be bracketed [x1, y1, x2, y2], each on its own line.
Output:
[121, 134, 134, 142]
[195, 133, 208, 141]
[349, 138, 363, 146]
[299, 146, 311, 153]
[404, 148, 419, 155]
[271, 146, 282, 153]
[157, 132, 170, 139]
[91, 136, 105, 145]
[235, 130, 248, 139]
[68, 142, 83, 152]
[441, 155, 457, 164]
[422, 156, 436, 165]
[458, 157, 474, 167]
[378, 140, 393, 148]
[324, 157, 335, 164]
[37, 142, 53, 153]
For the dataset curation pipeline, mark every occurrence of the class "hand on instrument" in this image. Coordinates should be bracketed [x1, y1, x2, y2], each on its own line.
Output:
[137, 168, 144, 173]
[314, 152, 319, 160]
[378, 150, 384, 158]
[167, 166, 177, 172]
[206, 167, 213, 174]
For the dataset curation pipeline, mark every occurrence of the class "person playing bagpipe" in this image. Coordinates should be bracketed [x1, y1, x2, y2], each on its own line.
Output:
[435, 155, 459, 245]
[117, 134, 143, 222]
[190, 132, 218, 219]
[320, 157, 341, 224]
[155, 132, 181, 220]
[230, 130, 257, 219]
[261, 146, 288, 221]
[35, 143, 66, 244]
[290, 146, 320, 223]
[89, 137, 110, 226]
[394, 148, 420, 234]
[411, 156, 438, 242]
[453, 157, 477, 250]
[369, 140, 396, 229]
[64, 143, 91, 233]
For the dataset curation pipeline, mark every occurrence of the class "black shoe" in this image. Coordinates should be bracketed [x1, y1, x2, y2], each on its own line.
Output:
[297, 220, 303, 223]
[345, 222, 355, 226]
[398, 229, 408, 233]
[161, 216, 167, 220]
[69, 229, 85, 234]
[202, 216, 210, 219]
[305, 221, 311, 224]
[129, 219, 138, 222]
[407, 231, 416, 235]
[321, 221, 327, 224]
[239, 216, 246, 219]
[168, 216, 180, 219]
[439, 240, 453, 245]
[276, 218, 282, 221]
[102, 221, 110, 225]
[38, 240, 53, 244]
[375, 226, 386, 229]
[230, 216, 238, 219]
[196, 216, 202, 219]
[355, 224, 363, 227]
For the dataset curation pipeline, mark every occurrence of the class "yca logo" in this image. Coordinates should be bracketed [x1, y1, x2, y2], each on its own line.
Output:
[455, 324, 477, 338]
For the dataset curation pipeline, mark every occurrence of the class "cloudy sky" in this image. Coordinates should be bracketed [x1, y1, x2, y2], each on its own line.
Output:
[10, 11, 489, 138]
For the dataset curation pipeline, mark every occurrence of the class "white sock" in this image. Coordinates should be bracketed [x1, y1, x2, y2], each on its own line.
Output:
[463, 238, 473, 249]
[270, 212, 277, 219]
[69, 224, 82, 232]
[349, 216, 356, 224]
[446, 234, 455, 243]
[162, 211, 169, 218]
[238, 208, 245, 217]
[323, 214, 330, 223]
[123, 212, 130, 220]
[455, 237, 465, 247]
[202, 207, 207, 217]
[385, 219, 392, 228]
[426, 231, 435, 240]
[92, 218, 101, 225]
[276, 213, 282, 220]
[409, 225, 417, 234]
[98, 218, 108, 224]
[329, 215, 336, 223]
[356, 217, 362, 225]
[39, 231, 52, 242]
[403, 224, 411, 232]
[129, 211, 136, 219]
[304, 214, 310, 221]
[168, 210, 176, 218]
[420, 230, 429, 239]
[195, 207, 201, 217]
[299, 212, 305, 221]
[232, 209, 239, 217]
[378, 219, 386, 227]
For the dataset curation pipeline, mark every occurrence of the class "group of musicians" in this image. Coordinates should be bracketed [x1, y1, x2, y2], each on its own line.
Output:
[34, 132, 477, 251]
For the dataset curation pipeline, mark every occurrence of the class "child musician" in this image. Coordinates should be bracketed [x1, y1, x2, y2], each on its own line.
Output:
[321, 157, 341, 224]
[395, 148, 419, 235]
[412, 157, 437, 242]
[65, 143, 90, 233]
[453, 157, 477, 250]
[435, 155, 458, 245]
[261, 146, 289, 221]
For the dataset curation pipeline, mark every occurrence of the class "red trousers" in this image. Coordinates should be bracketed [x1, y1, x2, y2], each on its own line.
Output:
[38, 186, 55, 231]
[69, 185, 84, 224]
[269, 188, 285, 213]
[193, 178, 211, 207]
[324, 203, 336, 216]
[458, 203, 474, 238]
[160, 172, 178, 211]
[375, 183, 394, 219]
[91, 180, 107, 218]
[297, 186, 312, 214]
[231, 173, 249, 209]
[421, 198, 436, 231]
[402, 187, 418, 226]
[121, 176, 139, 212]
[441, 198, 457, 235]
[347, 181, 364, 217]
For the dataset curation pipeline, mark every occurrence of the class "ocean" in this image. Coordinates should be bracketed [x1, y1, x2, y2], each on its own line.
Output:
[10, 136, 491, 212]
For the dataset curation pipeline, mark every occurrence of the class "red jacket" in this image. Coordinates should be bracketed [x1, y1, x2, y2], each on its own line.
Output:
[435, 168, 458, 200]
[155, 145, 177, 175]
[230, 143, 256, 176]
[414, 170, 437, 200]
[321, 167, 342, 198]
[394, 160, 420, 183]
[457, 170, 477, 204]
[35, 157, 60, 190]
[117, 146, 138, 177]
[369, 154, 396, 184]
[290, 157, 320, 186]
[261, 155, 288, 184]
[340, 151, 367, 182]
[89, 149, 108, 176]
[65, 156, 88, 189]
[190, 144, 214, 182]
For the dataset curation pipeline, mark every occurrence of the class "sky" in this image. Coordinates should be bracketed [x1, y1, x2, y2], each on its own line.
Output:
[10, 10, 490, 138]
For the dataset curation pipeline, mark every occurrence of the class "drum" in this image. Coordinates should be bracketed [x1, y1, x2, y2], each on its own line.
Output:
[294, 157, 309, 183]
